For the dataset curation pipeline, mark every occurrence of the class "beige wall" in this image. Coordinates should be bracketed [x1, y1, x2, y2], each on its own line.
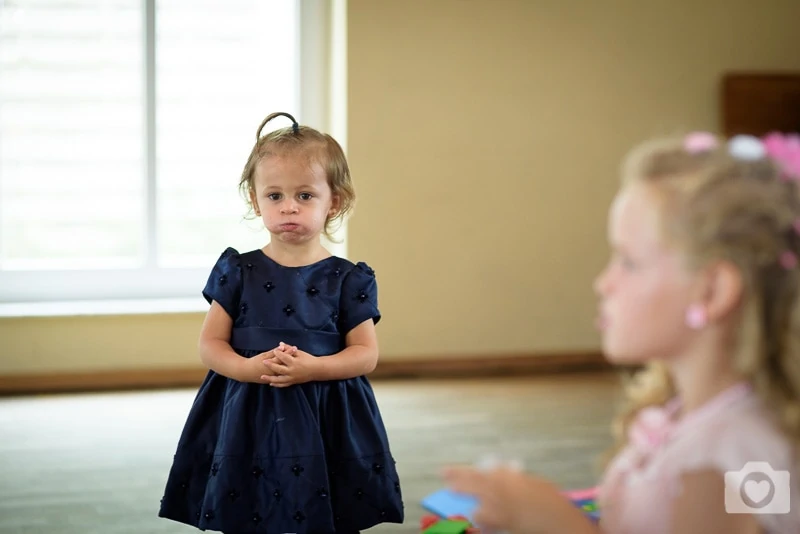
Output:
[0, 314, 202, 374]
[1, 0, 799, 375]
[345, 0, 800, 357]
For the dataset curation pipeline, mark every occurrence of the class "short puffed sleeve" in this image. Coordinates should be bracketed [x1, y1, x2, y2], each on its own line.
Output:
[202, 247, 243, 320]
[338, 261, 381, 334]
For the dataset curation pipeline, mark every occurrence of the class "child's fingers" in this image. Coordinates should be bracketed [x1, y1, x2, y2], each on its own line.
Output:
[441, 465, 487, 496]
[441, 467, 505, 530]
[472, 505, 504, 531]
[270, 351, 296, 365]
[261, 375, 296, 387]
[277, 342, 298, 354]
[263, 361, 290, 376]
[441, 464, 479, 482]
[261, 373, 292, 383]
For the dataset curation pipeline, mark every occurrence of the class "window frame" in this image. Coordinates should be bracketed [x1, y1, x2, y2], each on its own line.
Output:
[0, 0, 343, 305]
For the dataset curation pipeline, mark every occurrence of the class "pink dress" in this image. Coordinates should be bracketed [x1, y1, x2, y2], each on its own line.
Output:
[597, 382, 800, 533]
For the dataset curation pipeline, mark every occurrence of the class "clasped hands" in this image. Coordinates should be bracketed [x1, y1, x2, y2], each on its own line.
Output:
[248, 342, 318, 387]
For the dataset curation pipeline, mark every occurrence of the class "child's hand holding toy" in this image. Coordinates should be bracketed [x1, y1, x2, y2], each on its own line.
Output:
[441, 464, 600, 534]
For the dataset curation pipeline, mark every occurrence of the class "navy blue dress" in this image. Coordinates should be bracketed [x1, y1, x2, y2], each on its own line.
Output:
[158, 248, 404, 533]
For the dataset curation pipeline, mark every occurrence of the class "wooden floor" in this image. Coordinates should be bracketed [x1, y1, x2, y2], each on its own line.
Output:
[0, 371, 622, 534]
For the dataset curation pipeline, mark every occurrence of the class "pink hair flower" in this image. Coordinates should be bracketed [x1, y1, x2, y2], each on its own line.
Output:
[683, 131, 718, 153]
[763, 132, 788, 157]
[762, 131, 800, 180]
[785, 147, 800, 179]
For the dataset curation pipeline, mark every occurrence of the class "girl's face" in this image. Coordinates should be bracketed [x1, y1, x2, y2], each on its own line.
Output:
[250, 154, 338, 245]
[593, 182, 698, 364]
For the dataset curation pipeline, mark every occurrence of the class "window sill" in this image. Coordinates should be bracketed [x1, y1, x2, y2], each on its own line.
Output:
[0, 297, 209, 318]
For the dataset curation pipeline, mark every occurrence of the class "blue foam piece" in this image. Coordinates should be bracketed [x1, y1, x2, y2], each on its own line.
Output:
[421, 488, 479, 521]
[422, 488, 601, 524]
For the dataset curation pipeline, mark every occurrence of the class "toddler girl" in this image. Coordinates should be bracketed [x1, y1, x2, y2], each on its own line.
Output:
[158, 112, 404, 534]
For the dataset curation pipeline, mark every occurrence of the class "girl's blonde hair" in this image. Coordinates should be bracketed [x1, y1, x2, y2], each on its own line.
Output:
[239, 112, 356, 241]
[603, 133, 800, 468]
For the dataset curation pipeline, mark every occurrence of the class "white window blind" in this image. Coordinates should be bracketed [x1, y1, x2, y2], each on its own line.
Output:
[0, 0, 319, 304]
[1, 0, 146, 270]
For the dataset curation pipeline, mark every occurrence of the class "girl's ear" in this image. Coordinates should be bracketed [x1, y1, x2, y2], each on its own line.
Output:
[250, 188, 260, 216]
[329, 194, 341, 216]
[703, 260, 744, 323]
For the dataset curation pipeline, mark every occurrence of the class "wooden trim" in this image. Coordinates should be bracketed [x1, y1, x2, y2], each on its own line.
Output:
[0, 351, 609, 396]
[0, 367, 210, 396]
[370, 351, 610, 379]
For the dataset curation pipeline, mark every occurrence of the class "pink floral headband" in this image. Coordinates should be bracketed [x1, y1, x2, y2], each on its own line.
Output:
[683, 130, 800, 270]
[683, 131, 800, 179]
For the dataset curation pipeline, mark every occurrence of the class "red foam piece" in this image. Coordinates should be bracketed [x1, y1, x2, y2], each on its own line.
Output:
[421, 514, 440, 529]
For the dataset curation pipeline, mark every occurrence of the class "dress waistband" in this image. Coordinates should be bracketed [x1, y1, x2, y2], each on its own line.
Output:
[230, 326, 343, 356]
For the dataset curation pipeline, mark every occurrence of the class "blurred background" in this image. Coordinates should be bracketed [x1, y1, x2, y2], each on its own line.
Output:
[0, 0, 798, 533]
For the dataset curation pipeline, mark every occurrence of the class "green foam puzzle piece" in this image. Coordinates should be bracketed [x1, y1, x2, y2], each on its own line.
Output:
[422, 519, 472, 534]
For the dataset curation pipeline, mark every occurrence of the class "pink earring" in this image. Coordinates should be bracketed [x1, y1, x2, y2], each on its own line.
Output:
[685, 304, 707, 329]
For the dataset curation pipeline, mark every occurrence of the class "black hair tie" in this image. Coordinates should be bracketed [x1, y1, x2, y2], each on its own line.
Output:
[257, 112, 300, 139]
[274, 112, 299, 134]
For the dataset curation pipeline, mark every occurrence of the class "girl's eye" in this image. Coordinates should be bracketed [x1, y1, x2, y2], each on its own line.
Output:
[267, 193, 281, 201]
[612, 252, 635, 270]
[299, 193, 313, 201]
